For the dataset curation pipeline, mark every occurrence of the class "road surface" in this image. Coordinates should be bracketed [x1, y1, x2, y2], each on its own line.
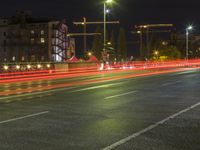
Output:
[0, 69, 200, 150]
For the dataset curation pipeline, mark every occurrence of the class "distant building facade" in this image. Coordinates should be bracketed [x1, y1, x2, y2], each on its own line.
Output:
[0, 11, 75, 62]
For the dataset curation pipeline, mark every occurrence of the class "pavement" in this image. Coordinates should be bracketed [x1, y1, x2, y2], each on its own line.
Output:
[0, 68, 200, 150]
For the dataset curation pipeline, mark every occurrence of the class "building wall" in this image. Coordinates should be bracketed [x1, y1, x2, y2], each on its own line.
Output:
[0, 19, 9, 62]
[0, 20, 60, 62]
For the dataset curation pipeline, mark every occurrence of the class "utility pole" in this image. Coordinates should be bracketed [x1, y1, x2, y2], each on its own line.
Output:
[139, 30, 143, 59]
[146, 27, 150, 59]
[186, 26, 193, 60]
[83, 17, 87, 52]
[104, 2, 106, 51]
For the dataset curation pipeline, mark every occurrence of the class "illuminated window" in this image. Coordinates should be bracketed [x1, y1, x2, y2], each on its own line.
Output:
[30, 30, 35, 34]
[41, 30, 44, 35]
[31, 55, 35, 61]
[41, 38, 45, 43]
[41, 56, 45, 61]
[12, 56, 15, 61]
[21, 56, 25, 61]
[162, 41, 168, 46]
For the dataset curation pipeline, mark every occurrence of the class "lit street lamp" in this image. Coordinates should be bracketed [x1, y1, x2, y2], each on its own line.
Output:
[154, 50, 159, 60]
[154, 51, 159, 55]
[186, 25, 193, 60]
[4, 65, 8, 71]
[88, 52, 92, 57]
[103, 0, 113, 51]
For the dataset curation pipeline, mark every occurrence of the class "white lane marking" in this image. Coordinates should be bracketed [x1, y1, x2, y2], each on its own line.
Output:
[0, 111, 49, 125]
[102, 101, 200, 150]
[72, 82, 124, 92]
[105, 91, 137, 100]
[0, 87, 76, 100]
[162, 82, 174, 86]
[171, 70, 196, 76]
[162, 80, 182, 87]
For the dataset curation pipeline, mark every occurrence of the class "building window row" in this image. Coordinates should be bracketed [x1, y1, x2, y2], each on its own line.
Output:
[30, 30, 45, 35]
[41, 38, 45, 43]
[30, 38, 45, 43]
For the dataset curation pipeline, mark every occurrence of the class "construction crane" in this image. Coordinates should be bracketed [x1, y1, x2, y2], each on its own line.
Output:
[133, 24, 174, 59]
[67, 33, 101, 37]
[73, 18, 119, 53]
[135, 24, 173, 29]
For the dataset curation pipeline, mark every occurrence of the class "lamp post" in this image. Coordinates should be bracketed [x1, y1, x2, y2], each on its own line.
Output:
[103, 0, 113, 51]
[186, 25, 193, 60]
[154, 50, 159, 60]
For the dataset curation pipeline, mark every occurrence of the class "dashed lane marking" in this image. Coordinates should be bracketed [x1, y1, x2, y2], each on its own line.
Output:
[104, 91, 137, 100]
[72, 82, 124, 92]
[102, 101, 200, 150]
[0, 111, 49, 125]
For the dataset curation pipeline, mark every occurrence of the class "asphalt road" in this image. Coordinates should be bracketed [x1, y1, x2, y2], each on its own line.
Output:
[0, 69, 200, 150]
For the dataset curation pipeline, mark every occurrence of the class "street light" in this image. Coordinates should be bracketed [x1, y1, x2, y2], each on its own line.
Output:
[103, 0, 113, 51]
[186, 25, 193, 60]
[4, 65, 8, 71]
[37, 64, 42, 69]
[107, 42, 112, 45]
[154, 50, 159, 60]
[88, 52, 92, 57]
[154, 51, 159, 55]
[27, 65, 31, 69]
[47, 64, 51, 68]
[16, 65, 20, 70]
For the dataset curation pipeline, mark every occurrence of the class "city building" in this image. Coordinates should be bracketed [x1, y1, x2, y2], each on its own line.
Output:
[0, 11, 75, 63]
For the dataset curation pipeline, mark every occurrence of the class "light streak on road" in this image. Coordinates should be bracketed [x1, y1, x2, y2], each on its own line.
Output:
[0, 67, 193, 96]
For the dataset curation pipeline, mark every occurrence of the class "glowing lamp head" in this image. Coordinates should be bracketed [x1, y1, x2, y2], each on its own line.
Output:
[107, 42, 111, 45]
[47, 64, 51, 68]
[106, 0, 113, 4]
[88, 52, 92, 56]
[16, 65, 20, 70]
[106, 9, 110, 13]
[187, 26, 193, 30]
[37, 64, 41, 69]
[4, 65, 8, 70]
[27, 65, 31, 69]
[154, 51, 159, 55]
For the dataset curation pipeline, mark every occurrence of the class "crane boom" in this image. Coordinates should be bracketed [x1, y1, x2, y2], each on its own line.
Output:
[135, 24, 173, 28]
[73, 21, 119, 25]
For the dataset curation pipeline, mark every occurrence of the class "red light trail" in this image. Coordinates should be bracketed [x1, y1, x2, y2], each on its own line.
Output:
[0, 59, 200, 93]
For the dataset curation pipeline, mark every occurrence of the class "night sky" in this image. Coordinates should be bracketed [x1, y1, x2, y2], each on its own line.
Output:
[1, 0, 200, 55]
[1, 0, 200, 27]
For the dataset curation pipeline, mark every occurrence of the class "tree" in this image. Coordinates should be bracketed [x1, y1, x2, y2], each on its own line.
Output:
[117, 28, 127, 61]
[152, 45, 181, 60]
[91, 26, 103, 60]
